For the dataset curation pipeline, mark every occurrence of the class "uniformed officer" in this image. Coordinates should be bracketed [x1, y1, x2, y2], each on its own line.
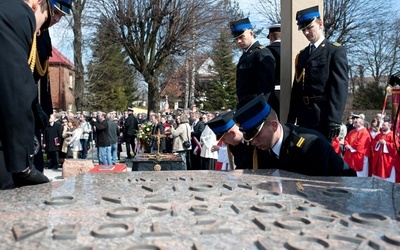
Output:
[230, 18, 279, 113]
[267, 24, 281, 111]
[287, 6, 349, 142]
[33, 0, 74, 173]
[206, 111, 267, 170]
[234, 95, 356, 176]
[0, 0, 54, 189]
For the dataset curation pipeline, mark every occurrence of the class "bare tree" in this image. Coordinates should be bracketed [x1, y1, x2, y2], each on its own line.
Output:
[70, 0, 87, 111]
[96, 0, 224, 113]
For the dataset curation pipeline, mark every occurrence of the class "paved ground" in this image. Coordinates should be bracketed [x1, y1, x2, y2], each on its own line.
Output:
[44, 144, 131, 182]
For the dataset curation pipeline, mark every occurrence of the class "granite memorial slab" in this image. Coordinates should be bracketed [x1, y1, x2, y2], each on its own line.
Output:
[0, 170, 399, 249]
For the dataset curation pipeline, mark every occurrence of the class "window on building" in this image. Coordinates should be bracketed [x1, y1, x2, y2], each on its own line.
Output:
[69, 74, 73, 89]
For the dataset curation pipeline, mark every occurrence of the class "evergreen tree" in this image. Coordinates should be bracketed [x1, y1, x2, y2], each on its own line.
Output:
[353, 83, 387, 110]
[203, 0, 243, 111]
[86, 16, 137, 112]
[204, 29, 237, 111]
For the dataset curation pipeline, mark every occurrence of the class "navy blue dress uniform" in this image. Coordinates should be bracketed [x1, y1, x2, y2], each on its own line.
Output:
[266, 24, 281, 88]
[0, 0, 53, 189]
[230, 18, 279, 113]
[234, 95, 356, 176]
[206, 111, 266, 169]
[287, 6, 349, 141]
[33, 0, 74, 173]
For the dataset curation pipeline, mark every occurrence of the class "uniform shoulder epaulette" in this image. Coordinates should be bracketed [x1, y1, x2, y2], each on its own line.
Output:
[291, 133, 306, 148]
[258, 45, 266, 49]
[332, 42, 341, 47]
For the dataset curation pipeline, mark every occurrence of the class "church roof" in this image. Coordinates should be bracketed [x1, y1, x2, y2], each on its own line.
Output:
[49, 46, 74, 68]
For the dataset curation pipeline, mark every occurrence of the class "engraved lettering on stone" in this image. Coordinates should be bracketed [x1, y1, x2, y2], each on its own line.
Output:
[287, 236, 331, 249]
[107, 207, 142, 218]
[253, 217, 270, 231]
[101, 196, 122, 204]
[141, 222, 172, 237]
[274, 216, 313, 230]
[189, 184, 214, 192]
[190, 205, 210, 215]
[255, 238, 269, 250]
[53, 223, 80, 240]
[238, 183, 252, 190]
[251, 202, 287, 213]
[91, 223, 134, 238]
[146, 205, 172, 217]
[222, 183, 235, 191]
[351, 212, 390, 225]
[382, 233, 400, 246]
[125, 244, 163, 250]
[196, 218, 232, 235]
[193, 195, 207, 201]
[230, 204, 241, 214]
[12, 224, 48, 241]
[44, 196, 76, 205]
[327, 233, 364, 246]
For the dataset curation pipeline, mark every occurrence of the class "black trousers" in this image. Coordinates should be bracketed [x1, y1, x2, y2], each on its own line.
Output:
[125, 136, 136, 157]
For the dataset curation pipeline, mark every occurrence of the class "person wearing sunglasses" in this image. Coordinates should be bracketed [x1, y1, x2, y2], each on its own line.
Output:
[233, 94, 356, 176]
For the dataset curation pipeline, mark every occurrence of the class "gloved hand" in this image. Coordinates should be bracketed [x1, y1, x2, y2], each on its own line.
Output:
[326, 122, 341, 139]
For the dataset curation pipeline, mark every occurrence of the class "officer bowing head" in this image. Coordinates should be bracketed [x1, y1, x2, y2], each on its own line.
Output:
[234, 94, 356, 176]
[207, 111, 244, 146]
[233, 94, 278, 151]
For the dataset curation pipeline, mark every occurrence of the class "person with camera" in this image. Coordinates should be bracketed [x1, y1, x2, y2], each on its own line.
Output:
[170, 114, 192, 170]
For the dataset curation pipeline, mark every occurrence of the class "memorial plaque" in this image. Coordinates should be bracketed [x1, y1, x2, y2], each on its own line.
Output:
[0, 170, 399, 249]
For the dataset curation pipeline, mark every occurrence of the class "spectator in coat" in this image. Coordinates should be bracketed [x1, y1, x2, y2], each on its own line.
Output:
[94, 112, 111, 165]
[43, 114, 62, 169]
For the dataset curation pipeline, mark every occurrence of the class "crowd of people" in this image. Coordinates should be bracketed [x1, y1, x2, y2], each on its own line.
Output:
[341, 112, 400, 182]
[1, 2, 399, 190]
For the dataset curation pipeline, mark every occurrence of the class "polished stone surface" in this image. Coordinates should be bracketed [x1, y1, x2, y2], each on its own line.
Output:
[1, 170, 399, 249]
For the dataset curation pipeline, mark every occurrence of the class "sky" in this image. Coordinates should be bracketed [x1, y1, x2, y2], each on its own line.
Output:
[50, 0, 400, 63]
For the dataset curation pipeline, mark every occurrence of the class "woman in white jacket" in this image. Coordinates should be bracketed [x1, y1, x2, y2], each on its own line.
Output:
[170, 114, 192, 170]
[68, 119, 83, 159]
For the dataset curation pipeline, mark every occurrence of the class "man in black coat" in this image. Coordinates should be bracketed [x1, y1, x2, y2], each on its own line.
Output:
[190, 111, 205, 170]
[149, 114, 166, 154]
[43, 114, 63, 169]
[124, 108, 139, 159]
[287, 6, 349, 142]
[33, 0, 75, 172]
[94, 112, 111, 165]
[230, 18, 279, 113]
[234, 95, 356, 176]
[0, 0, 52, 189]
[267, 24, 281, 118]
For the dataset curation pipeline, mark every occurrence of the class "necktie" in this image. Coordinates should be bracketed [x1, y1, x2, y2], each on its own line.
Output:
[310, 44, 316, 54]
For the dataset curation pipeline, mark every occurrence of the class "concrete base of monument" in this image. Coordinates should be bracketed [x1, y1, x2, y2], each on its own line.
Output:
[62, 159, 94, 178]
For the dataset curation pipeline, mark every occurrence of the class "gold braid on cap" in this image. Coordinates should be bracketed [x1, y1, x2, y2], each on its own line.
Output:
[28, 35, 37, 73]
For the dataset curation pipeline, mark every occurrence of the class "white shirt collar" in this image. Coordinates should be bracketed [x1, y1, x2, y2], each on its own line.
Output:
[271, 124, 283, 158]
[311, 36, 325, 49]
